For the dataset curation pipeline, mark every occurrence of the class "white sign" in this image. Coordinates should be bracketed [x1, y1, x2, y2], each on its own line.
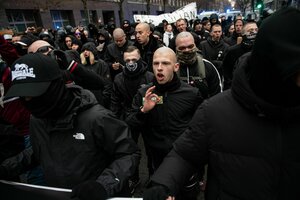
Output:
[133, 2, 197, 26]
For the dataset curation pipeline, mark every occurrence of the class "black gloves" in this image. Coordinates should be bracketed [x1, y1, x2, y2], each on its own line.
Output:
[50, 49, 75, 70]
[143, 185, 170, 200]
[71, 180, 108, 200]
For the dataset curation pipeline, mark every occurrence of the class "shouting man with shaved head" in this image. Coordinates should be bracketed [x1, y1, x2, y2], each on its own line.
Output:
[126, 47, 203, 199]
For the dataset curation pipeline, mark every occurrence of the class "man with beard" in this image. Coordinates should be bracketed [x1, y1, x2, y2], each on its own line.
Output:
[111, 46, 153, 194]
[222, 21, 258, 90]
[126, 47, 203, 200]
[175, 31, 222, 99]
[0, 53, 140, 200]
[200, 24, 229, 78]
[143, 7, 300, 200]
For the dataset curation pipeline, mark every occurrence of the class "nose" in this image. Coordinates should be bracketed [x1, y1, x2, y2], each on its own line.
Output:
[157, 63, 163, 70]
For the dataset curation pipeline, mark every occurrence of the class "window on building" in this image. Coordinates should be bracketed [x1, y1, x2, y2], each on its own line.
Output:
[80, 10, 98, 26]
[140, 11, 147, 14]
[50, 10, 73, 30]
[5, 9, 40, 32]
[132, 11, 138, 15]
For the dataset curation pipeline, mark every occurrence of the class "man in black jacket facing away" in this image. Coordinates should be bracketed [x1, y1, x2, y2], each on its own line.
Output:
[0, 53, 140, 200]
[143, 7, 300, 200]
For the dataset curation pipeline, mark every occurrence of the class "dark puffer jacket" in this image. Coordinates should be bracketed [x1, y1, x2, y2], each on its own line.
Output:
[150, 8, 300, 200]
[1, 86, 140, 196]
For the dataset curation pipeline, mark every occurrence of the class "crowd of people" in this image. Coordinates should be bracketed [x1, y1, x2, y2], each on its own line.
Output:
[0, 5, 299, 200]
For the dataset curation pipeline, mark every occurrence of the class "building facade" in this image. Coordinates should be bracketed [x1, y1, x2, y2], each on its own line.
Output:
[0, 0, 191, 32]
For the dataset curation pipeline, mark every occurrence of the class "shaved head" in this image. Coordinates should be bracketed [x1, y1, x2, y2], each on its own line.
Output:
[113, 28, 125, 38]
[153, 47, 179, 84]
[175, 31, 194, 46]
[28, 40, 51, 54]
[136, 22, 150, 32]
[154, 47, 177, 63]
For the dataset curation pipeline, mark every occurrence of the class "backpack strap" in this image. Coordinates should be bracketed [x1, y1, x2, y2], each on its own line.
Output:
[196, 55, 206, 80]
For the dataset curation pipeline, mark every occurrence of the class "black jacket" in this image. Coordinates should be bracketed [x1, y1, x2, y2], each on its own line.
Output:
[134, 35, 162, 71]
[179, 56, 222, 99]
[111, 62, 154, 120]
[200, 38, 229, 76]
[222, 42, 253, 90]
[104, 40, 134, 80]
[223, 31, 241, 46]
[1, 86, 140, 196]
[126, 81, 202, 164]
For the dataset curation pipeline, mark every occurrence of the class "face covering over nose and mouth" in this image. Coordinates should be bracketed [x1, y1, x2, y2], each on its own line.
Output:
[125, 62, 138, 72]
[124, 59, 145, 77]
[176, 47, 198, 65]
[242, 31, 257, 48]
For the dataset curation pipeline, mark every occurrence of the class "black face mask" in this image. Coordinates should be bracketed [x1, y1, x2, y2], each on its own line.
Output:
[21, 78, 76, 119]
[242, 32, 257, 47]
[124, 59, 145, 78]
[125, 62, 138, 72]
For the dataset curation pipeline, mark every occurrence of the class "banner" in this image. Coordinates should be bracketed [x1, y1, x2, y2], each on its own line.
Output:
[133, 2, 197, 26]
[0, 180, 143, 200]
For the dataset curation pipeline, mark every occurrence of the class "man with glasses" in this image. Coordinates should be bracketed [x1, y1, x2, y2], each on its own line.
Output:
[175, 31, 221, 99]
[105, 28, 134, 81]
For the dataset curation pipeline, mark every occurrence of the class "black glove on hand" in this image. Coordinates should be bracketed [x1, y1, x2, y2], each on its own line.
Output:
[71, 180, 108, 200]
[143, 185, 170, 200]
[51, 49, 74, 70]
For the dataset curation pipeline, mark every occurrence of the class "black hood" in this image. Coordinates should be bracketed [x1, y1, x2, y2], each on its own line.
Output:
[81, 42, 98, 58]
[247, 7, 300, 107]
[231, 53, 300, 121]
[97, 29, 110, 42]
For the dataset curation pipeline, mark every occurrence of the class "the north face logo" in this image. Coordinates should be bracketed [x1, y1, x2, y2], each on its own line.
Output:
[12, 63, 36, 81]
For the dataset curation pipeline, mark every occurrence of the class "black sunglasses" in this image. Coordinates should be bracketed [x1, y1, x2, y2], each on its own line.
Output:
[29, 45, 54, 54]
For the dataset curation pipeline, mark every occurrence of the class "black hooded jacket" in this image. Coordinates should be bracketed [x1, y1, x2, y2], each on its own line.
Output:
[149, 8, 300, 200]
[0, 86, 140, 196]
[80, 42, 112, 108]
